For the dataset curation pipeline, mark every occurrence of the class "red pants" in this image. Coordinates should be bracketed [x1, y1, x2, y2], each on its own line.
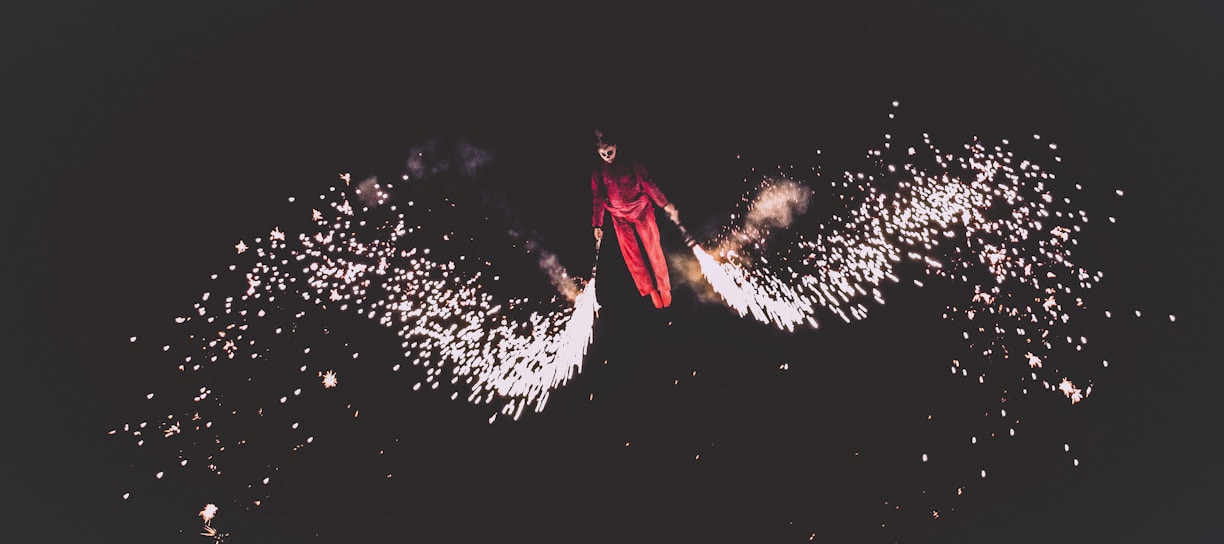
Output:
[610, 213, 670, 296]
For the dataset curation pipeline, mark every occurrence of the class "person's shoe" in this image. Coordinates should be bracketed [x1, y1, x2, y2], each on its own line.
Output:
[649, 290, 664, 309]
[659, 289, 672, 308]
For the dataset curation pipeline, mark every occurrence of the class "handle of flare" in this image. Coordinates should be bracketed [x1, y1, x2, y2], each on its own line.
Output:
[590, 236, 602, 280]
[668, 213, 699, 248]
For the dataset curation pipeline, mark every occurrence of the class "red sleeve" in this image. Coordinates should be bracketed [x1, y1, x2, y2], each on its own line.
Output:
[635, 163, 670, 208]
[591, 168, 607, 228]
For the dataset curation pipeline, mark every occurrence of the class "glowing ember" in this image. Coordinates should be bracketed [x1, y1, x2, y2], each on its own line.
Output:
[199, 503, 218, 523]
[1058, 378, 1084, 404]
[321, 370, 338, 388]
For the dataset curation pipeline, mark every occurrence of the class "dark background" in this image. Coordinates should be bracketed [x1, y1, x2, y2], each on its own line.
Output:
[4, 1, 1221, 542]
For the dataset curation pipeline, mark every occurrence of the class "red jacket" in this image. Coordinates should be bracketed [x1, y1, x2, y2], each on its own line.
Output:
[591, 161, 670, 227]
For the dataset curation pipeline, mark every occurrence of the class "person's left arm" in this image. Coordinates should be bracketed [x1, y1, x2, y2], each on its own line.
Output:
[636, 163, 679, 221]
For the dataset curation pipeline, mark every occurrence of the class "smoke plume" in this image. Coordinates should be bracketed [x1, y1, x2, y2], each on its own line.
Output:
[524, 238, 580, 301]
[404, 139, 495, 181]
[745, 178, 813, 231]
[718, 178, 814, 254]
[354, 176, 386, 207]
[399, 138, 577, 300]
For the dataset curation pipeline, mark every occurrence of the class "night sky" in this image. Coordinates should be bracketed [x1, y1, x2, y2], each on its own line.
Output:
[4, 2, 1222, 543]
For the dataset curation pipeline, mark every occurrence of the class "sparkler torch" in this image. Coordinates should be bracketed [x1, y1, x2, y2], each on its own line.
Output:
[668, 213, 700, 248]
[591, 236, 602, 279]
[587, 236, 602, 318]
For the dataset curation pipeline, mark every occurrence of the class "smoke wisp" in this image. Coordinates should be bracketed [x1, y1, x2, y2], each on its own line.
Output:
[404, 139, 495, 181]
[717, 177, 814, 255]
[401, 138, 578, 301]
[745, 178, 813, 231]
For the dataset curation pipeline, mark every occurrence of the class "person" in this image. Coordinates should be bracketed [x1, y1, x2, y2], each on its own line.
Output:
[590, 130, 679, 309]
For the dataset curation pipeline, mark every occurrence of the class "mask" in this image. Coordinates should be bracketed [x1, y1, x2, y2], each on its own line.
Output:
[598, 144, 617, 164]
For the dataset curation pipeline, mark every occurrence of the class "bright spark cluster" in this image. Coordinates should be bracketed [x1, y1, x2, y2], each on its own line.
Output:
[286, 182, 598, 421]
[689, 132, 1099, 402]
[111, 173, 600, 499]
[234, 178, 596, 419]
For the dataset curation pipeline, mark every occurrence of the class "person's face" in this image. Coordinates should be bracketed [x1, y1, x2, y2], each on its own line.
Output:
[597, 143, 617, 164]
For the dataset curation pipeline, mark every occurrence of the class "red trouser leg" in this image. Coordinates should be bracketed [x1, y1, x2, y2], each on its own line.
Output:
[611, 214, 671, 296]
[635, 213, 670, 293]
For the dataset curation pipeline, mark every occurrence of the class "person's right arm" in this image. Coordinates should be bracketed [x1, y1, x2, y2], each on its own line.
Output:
[591, 169, 606, 240]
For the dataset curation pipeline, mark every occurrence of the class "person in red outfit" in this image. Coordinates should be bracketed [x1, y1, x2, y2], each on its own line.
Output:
[590, 130, 679, 309]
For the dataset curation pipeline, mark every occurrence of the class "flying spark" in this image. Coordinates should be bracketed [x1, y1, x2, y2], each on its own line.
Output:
[113, 117, 1119, 521]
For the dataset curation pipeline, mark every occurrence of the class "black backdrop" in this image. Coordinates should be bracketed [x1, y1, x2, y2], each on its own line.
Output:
[4, 2, 1221, 543]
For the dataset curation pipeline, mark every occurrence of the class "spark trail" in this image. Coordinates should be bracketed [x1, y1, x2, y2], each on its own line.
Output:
[240, 178, 599, 420]
[687, 130, 1099, 402]
[112, 173, 601, 495]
